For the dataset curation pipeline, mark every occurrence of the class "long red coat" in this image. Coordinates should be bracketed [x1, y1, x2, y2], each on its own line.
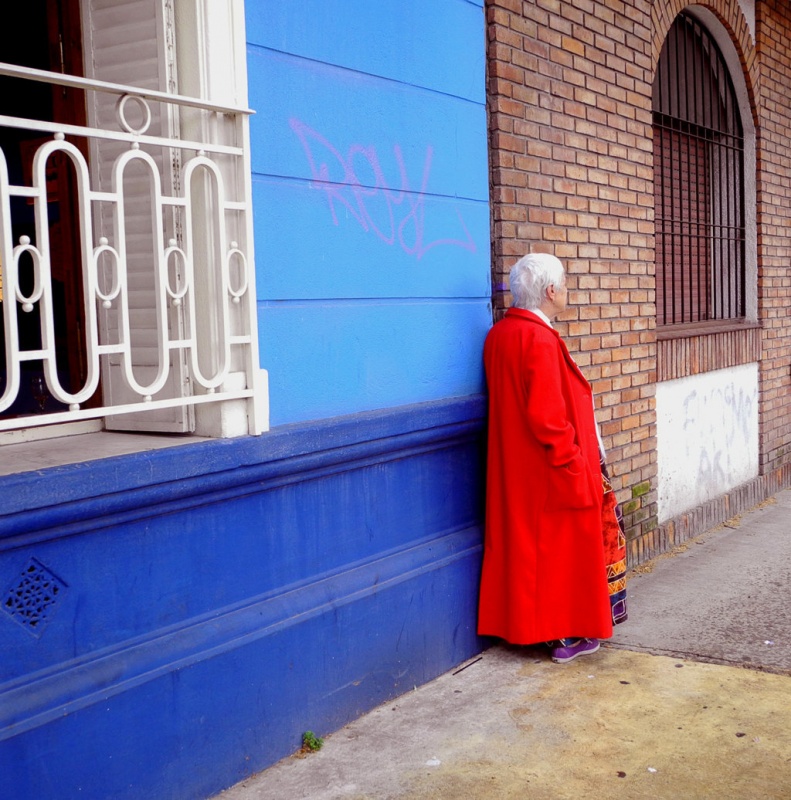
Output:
[478, 308, 613, 644]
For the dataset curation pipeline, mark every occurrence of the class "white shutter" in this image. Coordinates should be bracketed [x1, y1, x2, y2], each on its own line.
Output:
[82, 0, 193, 432]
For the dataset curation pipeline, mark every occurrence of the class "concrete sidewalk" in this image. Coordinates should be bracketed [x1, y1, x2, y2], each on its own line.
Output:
[216, 490, 791, 800]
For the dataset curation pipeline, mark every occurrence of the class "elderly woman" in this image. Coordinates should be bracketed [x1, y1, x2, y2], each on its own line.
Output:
[478, 252, 625, 663]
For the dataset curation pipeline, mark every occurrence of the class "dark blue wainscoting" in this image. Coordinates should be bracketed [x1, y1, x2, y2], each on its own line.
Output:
[0, 396, 487, 800]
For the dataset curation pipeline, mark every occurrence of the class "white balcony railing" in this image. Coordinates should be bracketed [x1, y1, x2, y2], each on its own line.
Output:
[0, 62, 262, 434]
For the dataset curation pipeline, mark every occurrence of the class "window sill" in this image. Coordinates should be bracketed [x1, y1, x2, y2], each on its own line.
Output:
[0, 430, 210, 478]
[656, 319, 761, 341]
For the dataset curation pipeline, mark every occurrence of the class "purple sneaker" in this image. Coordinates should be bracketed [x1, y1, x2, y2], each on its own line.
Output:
[551, 638, 600, 663]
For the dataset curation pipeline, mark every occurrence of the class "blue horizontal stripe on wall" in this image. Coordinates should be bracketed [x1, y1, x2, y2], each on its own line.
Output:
[257, 299, 490, 426]
[245, 0, 485, 104]
[0, 396, 485, 518]
[252, 176, 491, 300]
[248, 48, 488, 202]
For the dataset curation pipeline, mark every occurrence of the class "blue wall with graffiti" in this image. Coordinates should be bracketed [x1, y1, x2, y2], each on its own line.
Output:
[246, 0, 491, 425]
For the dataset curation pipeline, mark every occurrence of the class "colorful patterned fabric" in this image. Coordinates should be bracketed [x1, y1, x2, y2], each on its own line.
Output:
[601, 456, 628, 625]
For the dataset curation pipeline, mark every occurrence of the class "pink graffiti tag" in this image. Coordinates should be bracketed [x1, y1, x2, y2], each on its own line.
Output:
[289, 118, 476, 260]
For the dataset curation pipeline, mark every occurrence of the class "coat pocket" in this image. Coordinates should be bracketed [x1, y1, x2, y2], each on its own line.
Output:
[544, 461, 596, 511]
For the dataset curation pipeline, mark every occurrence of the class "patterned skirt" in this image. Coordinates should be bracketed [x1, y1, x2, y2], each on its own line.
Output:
[601, 456, 628, 625]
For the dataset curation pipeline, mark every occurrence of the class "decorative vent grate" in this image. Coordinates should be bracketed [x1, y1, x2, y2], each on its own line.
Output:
[2, 558, 67, 637]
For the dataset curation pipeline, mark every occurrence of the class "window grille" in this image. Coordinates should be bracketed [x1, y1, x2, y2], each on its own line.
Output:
[653, 12, 745, 327]
[0, 62, 261, 433]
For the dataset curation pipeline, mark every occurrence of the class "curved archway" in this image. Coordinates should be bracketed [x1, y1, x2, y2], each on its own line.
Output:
[652, 2, 757, 323]
[653, 10, 749, 325]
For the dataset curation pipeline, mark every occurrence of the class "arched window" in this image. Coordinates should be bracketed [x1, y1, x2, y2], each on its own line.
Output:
[653, 12, 745, 327]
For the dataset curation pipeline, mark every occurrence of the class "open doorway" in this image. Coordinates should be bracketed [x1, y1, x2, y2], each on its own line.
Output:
[0, 0, 99, 417]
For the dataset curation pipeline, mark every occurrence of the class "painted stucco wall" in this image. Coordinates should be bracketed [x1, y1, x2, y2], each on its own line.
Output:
[0, 398, 486, 800]
[245, 0, 491, 426]
[0, 7, 492, 798]
[657, 364, 759, 520]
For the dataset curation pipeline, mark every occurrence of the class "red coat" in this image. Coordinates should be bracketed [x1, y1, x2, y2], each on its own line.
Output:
[478, 308, 613, 644]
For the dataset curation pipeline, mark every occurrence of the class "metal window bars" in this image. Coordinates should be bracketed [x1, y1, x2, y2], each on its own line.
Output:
[0, 62, 262, 433]
[652, 12, 746, 327]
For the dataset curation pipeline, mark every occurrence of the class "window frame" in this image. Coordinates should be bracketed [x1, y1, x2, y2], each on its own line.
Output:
[652, 10, 751, 332]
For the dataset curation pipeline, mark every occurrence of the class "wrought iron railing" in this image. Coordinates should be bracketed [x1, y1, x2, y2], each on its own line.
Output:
[0, 62, 261, 433]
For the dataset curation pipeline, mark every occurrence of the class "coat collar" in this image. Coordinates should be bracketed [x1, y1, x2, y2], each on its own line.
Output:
[504, 308, 590, 389]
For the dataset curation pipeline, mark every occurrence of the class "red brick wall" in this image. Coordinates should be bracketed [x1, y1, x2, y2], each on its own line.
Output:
[755, 0, 791, 473]
[487, 0, 791, 552]
[486, 0, 658, 541]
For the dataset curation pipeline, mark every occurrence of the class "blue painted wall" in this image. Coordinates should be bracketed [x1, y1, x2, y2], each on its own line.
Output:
[0, 398, 486, 799]
[0, 4, 492, 798]
[246, 0, 491, 425]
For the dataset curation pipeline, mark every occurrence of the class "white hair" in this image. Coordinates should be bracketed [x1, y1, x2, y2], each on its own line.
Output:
[508, 253, 566, 309]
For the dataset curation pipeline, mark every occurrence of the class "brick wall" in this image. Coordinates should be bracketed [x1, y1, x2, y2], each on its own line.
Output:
[487, 0, 791, 555]
[486, 0, 658, 541]
[755, 0, 791, 473]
